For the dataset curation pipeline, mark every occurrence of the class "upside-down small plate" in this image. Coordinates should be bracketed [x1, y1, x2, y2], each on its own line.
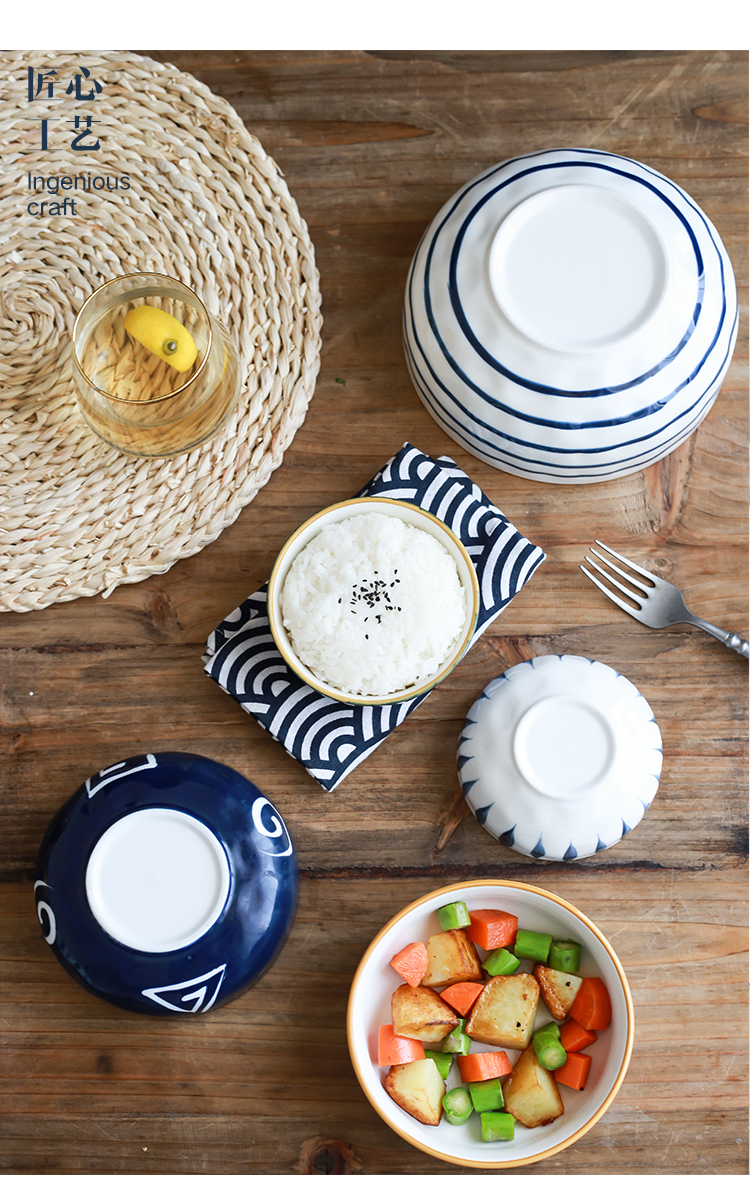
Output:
[458, 656, 662, 860]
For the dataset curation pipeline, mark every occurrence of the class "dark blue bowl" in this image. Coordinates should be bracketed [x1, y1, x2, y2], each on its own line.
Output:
[35, 751, 298, 1016]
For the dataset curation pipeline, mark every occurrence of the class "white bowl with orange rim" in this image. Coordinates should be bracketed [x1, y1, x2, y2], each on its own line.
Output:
[347, 879, 633, 1169]
[267, 497, 480, 706]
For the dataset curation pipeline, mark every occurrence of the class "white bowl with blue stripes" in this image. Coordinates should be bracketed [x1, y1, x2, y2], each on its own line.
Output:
[404, 148, 738, 483]
[458, 656, 662, 861]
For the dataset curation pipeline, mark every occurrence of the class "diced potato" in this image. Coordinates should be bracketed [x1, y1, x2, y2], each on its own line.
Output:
[502, 1043, 565, 1128]
[391, 983, 459, 1043]
[420, 929, 484, 987]
[533, 964, 583, 1020]
[384, 1058, 446, 1125]
[466, 972, 540, 1050]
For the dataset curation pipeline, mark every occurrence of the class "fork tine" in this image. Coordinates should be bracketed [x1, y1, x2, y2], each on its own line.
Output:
[583, 557, 646, 606]
[594, 540, 656, 582]
[588, 548, 652, 593]
[580, 564, 640, 617]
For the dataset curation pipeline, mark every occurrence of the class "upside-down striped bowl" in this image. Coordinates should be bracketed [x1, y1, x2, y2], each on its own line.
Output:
[404, 148, 738, 483]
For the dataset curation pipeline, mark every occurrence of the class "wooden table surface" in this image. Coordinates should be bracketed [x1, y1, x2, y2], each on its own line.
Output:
[1, 50, 747, 1176]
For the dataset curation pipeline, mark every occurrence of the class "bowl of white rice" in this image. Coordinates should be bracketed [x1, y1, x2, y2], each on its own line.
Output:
[268, 498, 480, 705]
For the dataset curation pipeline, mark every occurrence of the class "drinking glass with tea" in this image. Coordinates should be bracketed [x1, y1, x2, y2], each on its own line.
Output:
[71, 273, 241, 458]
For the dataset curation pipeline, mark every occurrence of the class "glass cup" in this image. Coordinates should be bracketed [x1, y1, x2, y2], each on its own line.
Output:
[71, 273, 242, 459]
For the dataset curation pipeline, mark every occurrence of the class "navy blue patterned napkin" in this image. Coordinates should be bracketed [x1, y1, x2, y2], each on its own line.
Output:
[204, 443, 545, 791]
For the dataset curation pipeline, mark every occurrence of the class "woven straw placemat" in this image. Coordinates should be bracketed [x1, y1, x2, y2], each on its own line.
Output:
[0, 51, 322, 612]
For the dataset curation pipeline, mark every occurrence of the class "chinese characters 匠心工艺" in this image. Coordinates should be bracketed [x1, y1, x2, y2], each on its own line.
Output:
[27, 64, 104, 150]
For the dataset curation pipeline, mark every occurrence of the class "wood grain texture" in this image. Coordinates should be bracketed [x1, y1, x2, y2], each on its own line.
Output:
[1, 50, 747, 1176]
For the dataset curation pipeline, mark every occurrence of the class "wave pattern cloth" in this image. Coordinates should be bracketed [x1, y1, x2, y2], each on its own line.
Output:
[204, 443, 545, 790]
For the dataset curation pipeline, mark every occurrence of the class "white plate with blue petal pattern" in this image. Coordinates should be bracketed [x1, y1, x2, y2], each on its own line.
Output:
[404, 148, 738, 483]
[458, 655, 662, 860]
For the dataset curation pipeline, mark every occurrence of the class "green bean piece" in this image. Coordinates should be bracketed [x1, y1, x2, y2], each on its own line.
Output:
[534, 1039, 567, 1070]
[513, 928, 553, 963]
[548, 938, 582, 973]
[469, 1076, 504, 1112]
[533, 1021, 561, 1045]
[483, 947, 520, 976]
[481, 1111, 515, 1141]
[442, 1017, 471, 1055]
[442, 1085, 473, 1125]
[424, 1049, 453, 1081]
[533, 1023, 565, 1070]
[437, 901, 471, 931]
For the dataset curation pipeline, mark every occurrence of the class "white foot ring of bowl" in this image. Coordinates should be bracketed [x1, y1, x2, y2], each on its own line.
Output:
[512, 694, 617, 798]
[488, 185, 669, 353]
[85, 808, 231, 953]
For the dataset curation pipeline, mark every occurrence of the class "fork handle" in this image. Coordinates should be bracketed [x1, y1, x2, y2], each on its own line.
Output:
[688, 614, 749, 659]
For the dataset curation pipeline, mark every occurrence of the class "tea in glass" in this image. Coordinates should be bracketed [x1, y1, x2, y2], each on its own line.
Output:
[72, 273, 241, 458]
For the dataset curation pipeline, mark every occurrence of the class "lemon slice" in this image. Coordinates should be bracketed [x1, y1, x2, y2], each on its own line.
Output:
[123, 306, 198, 373]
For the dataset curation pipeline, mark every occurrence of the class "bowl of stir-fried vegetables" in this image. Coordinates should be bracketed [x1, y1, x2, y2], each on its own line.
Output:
[347, 879, 633, 1168]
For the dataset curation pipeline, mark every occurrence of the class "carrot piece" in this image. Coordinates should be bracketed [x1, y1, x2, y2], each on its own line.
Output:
[553, 1050, 592, 1091]
[467, 909, 519, 951]
[457, 1051, 512, 1083]
[568, 976, 612, 1031]
[560, 1018, 598, 1053]
[377, 1024, 426, 1067]
[440, 982, 485, 1016]
[389, 941, 428, 988]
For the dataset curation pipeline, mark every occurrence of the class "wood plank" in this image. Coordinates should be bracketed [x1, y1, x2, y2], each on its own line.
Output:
[1, 874, 746, 1173]
[2, 621, 747, 876]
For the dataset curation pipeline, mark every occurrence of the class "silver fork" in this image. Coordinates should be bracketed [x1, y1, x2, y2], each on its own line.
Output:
[581, 541, 749, 659]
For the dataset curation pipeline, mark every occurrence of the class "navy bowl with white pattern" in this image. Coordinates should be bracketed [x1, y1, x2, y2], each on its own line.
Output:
[35, 752, 298, 1015]
[404, 148, 738, 483]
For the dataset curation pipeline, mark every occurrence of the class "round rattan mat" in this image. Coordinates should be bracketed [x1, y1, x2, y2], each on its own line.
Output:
[0, 51, 322, 612]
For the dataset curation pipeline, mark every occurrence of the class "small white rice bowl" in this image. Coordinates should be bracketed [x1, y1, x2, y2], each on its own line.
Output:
[280, 512, 469, 697]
